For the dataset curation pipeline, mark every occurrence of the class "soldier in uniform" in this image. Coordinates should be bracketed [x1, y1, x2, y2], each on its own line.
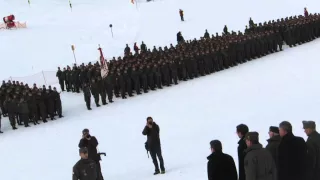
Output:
[73, 147, 98, 180]
[90, 79, 100, 107]
[6, 97, 17, 130]
[244, 132, 277, 180]
[302, 121, 320, 180]
[83, 83, 92, 110]
[18, 97, 30, 127]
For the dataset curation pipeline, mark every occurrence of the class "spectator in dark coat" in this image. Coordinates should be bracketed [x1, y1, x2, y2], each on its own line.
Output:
[207, 140, 238, 180]
[78, 129, 100, 162]
[236, 124, 249, 180]
[73, 147, 98, 180]
[244, 132, 277, 180]
[278, 121, 307, 180]
[142, 117, 165, 175]
[265, 126, 281, 170]
[302, 121, 320, 180]
[78, 129, 103, 180]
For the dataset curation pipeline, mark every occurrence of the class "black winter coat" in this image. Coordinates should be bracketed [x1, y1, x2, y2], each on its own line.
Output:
[142, 122, 161, 150]
[207, 151, 238, 180]
[278, 132, 307, 180]
[306, 131, 320, 180]
[72, 158, 97, 180]
[78, 136, 100, 162]
[265, 135, 281, 170]
[18, 101, 29, 114]
[238, 137, 247, 180]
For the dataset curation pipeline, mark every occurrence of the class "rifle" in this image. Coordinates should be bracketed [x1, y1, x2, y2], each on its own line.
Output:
[98, 152, 106, 156]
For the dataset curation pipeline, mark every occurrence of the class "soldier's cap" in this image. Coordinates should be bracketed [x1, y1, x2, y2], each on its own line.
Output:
[210, 140, 222, 151]
[269, 126, 279, 134]
[279, 121, 292, 132]
[82, 128, 89, 134]
[302, 121, 316, 129]
[245, 132, 259, 142]
[79, 147, 88, 154]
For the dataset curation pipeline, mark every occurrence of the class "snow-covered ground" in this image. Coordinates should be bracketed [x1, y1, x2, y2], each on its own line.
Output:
[0, 0, 320, 179]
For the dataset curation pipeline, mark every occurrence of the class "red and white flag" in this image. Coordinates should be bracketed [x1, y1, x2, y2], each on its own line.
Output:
[98, 45, 108, 78]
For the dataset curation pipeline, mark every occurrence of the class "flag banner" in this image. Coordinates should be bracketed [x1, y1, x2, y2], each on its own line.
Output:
[98, 45, 108, 78]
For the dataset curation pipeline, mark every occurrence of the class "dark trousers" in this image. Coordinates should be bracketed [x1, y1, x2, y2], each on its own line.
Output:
[95, 161, 104, 180]
[150, 147, 165, 172]
[20, 113, 29, 126]
[8, 113, 16, 127]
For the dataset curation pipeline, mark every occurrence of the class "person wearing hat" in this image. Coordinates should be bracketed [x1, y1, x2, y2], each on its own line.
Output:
[73, 147, 98, 180]
[236, 124, 249, 180]
[78, 129, 103, 179]
[278, 121, 307, 180]
[302, 120, 320, 180]
[265, 126, 281, 170]
[207, 140, 237, 180]
[142, 117, 165, 175]
[244, 132, 277, 180]
[82, 82, 92, 110]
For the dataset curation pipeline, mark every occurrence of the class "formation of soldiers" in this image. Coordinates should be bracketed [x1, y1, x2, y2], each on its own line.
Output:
[55, 11, 320, 110]
[208, 120, 320, 180]
[0, 80, 63, 133]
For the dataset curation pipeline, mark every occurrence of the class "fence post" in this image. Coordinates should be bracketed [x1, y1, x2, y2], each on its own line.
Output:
[42, 71, 47, 85]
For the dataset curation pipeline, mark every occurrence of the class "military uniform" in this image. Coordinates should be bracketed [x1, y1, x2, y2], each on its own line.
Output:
[303, 121, 320, 180]
[244, 132, 277, 180]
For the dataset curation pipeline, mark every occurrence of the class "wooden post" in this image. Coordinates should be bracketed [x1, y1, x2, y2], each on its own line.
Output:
[42, 71, 47, 85]
[71, 45, 77, 64]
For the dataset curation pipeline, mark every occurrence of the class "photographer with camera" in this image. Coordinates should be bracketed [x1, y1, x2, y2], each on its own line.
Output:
[78, 129, 104, 180]
[142, 117, 166, 175]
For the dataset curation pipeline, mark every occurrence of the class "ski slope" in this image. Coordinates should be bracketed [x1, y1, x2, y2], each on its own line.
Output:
[1, 0, 320, 179]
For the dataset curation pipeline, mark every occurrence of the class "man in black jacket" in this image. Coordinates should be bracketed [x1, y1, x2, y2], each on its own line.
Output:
[207, 140, 238, 180]
[142, 117, 165, 175]
[78, 129, 103, 180]
[278, 121, 307, 180]
[302, 120, 320, 180]
[236, 124, 249, 180]
[265, 126, 281, 170]
[73, 147, 98, 180]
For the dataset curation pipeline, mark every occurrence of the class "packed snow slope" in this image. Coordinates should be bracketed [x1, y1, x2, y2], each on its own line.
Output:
[0, 40, 320, 180]
[0, 0, 320, 79]
[1, 0, 320, 179]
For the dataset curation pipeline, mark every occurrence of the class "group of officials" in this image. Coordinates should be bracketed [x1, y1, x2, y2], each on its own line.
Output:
[207, 120, 320, 180]
[55, 11, 320, 111]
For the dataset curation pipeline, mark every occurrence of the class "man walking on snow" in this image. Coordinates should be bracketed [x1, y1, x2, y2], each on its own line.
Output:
[142, 117, 166, 175]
